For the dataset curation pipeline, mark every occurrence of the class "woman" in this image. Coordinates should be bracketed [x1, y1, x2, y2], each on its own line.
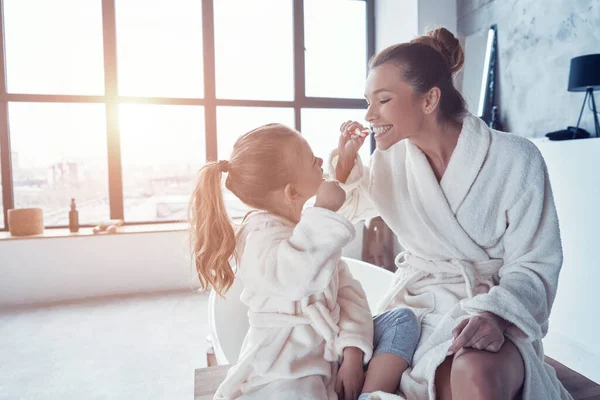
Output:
[330, 27, 572, 400]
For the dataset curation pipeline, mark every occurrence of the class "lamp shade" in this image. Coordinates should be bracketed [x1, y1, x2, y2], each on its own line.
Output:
[568, 54, 600, 92]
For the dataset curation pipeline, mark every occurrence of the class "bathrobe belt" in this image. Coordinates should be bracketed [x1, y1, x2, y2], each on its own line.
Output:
[393, 251, 503, 299]
[248, 302, 341, 362]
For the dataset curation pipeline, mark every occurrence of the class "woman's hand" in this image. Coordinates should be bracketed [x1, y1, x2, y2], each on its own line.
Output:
[447, 312, 512, 354]
[335, 347, 365, 400]
[336, 121, 369, 183]
[338, 120, 369, 160]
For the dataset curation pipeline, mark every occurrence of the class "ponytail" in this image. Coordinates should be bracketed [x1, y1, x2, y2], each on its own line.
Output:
[189, 162, 236, 296]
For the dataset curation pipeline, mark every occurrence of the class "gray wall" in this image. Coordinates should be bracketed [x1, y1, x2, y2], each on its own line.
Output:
[457, 0, 600, 137]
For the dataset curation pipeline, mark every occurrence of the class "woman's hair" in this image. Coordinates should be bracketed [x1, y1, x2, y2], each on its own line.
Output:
[188, 123, 300, 296]
[369, 27, 467, 123]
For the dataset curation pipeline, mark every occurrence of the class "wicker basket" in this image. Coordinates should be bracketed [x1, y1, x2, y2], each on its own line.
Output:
[7, 208, 44, 236]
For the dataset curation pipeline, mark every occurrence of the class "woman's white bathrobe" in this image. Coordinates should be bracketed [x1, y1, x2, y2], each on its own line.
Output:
[214, 208, 374, 400]
[329, 114, 572, 400]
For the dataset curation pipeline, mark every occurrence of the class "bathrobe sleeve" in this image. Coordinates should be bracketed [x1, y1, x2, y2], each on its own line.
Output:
[461, 149, 563, 341]
[335, 261, 374, 364]
[240, 207, 355, 301]
[328, 149, 380, 224]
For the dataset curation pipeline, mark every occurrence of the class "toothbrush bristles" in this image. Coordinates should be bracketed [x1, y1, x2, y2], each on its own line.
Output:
[353, 127, 372, 138]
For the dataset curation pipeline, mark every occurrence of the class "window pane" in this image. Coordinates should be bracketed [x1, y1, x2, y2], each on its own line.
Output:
[9, 103, 109, 226]
[217, 106, 295, 220]
[217, 107, 295, 160]
[214, 0, 294, 100]
[4, 0, 104, 95]
[119, 105, 205, 222]
[301, 108, 371, 176]
[115, 0, 204, 98]
[304, 0, 367, 99]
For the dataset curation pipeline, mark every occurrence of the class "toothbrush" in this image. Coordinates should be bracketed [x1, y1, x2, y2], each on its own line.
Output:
[351, 127, 372, 139]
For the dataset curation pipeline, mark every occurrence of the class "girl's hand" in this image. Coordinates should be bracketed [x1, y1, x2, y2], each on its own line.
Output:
[314, 180, 346, 212]
[335, 347, 365, 400]
[448, 312, 511, 354]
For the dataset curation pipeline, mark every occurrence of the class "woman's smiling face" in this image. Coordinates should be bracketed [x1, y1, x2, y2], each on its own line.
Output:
[364, 62, 428, 150]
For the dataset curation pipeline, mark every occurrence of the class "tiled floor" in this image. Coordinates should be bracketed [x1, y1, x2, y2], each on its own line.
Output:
[0, 291, 209, 400]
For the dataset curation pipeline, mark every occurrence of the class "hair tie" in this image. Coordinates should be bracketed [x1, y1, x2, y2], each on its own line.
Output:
[218, 160, 230, 173]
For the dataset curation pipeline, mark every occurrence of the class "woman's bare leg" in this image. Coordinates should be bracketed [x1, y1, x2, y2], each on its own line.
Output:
[434, 356, 453, 400]
[435, 340, 524, 400]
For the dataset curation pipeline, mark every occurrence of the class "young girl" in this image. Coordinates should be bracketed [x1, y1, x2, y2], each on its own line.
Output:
[190, 123, 372, 399]
[190, 123, 419, 400]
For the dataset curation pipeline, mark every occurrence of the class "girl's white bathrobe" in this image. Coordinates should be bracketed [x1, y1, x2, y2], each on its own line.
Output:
[213, 207, 374, 400]
[330, 114, 572, 400]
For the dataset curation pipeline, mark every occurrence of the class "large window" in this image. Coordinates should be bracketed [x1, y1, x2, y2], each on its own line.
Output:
[0, 0, 374, 229]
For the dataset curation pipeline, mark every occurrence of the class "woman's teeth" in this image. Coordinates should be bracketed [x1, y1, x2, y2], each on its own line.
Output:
[373, 125, 393, 138]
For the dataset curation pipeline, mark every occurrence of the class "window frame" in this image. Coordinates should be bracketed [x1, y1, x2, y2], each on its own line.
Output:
[0, 0, 375, 230]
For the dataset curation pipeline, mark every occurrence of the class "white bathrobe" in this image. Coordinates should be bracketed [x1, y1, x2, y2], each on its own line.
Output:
[329, 114, 572, 400]
[213, 207, 374, 400]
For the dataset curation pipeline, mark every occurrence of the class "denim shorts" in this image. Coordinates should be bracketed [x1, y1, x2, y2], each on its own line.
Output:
[371, 307, 421, 365]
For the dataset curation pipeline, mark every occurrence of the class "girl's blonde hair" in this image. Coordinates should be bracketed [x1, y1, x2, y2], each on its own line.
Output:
[189, 123, 300, 296]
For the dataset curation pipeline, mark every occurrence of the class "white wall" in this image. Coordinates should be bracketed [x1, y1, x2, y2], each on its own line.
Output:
[375, 0, 418, 52]
[0, 225, 364, 308]
[534, 137, 600, 383]
[375, 0, 458, 53]
[418, 0, 457, 36]
[0, 231, 196, 307]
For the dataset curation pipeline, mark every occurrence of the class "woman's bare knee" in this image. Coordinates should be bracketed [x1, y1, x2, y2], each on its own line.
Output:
[449, 342, 524, 400]
[451, 349, 504, 399]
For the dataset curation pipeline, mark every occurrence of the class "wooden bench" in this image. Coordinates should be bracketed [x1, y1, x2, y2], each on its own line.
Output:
[194, 364, 230, 400]
[545, 358, 600, 400]
[195, 358, 600, 400]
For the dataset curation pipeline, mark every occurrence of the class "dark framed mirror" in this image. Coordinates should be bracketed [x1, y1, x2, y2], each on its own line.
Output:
[461, 24, 498, 126]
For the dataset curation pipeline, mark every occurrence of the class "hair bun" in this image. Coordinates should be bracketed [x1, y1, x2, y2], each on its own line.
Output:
[413, 27, 464, 75]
